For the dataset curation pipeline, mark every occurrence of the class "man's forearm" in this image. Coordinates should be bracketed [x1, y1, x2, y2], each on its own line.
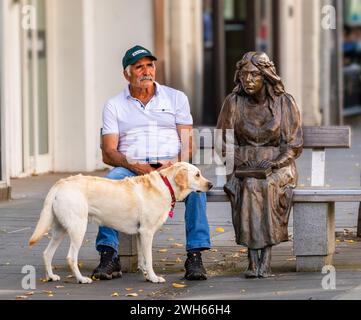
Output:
[102, 149, 132, 169]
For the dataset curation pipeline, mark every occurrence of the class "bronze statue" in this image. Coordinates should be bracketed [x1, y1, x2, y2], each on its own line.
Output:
[216, 52, 303, 278]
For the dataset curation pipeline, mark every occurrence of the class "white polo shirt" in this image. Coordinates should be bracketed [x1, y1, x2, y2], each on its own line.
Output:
[102, 82, 193, 161]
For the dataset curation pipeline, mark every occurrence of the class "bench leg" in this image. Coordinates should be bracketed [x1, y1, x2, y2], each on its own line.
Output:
[118, 233, 138, 273]
[357, 202, 361, 237]
[293, 203, 335, 271]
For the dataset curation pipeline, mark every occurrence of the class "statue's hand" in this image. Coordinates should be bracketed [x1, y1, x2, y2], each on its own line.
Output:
[258, 160, 275, 169]
[241, 160, 258, 168]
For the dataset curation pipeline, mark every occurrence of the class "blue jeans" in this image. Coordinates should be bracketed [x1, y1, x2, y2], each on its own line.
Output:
[96, 167, 211, 253]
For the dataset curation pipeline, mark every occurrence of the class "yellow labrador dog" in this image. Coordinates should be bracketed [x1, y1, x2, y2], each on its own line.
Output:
[29, 162, 213, 284]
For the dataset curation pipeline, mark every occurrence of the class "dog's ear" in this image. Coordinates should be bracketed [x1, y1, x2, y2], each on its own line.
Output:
[174, 168, 188, 190]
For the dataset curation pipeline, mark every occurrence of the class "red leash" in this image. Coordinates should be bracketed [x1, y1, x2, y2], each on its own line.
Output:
[160, 174, 176, 218]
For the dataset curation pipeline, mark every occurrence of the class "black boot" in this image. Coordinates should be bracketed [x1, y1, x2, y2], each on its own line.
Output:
[244, 249, 259, 278]
[184, 251, 207, 280]
[258, 246, 273, 278]
[91, 248, 122, 280]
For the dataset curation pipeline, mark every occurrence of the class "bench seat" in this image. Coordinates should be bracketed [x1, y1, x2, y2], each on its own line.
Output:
[207, 188, 361, 203]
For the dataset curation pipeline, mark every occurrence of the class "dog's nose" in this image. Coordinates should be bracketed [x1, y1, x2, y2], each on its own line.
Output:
[208, 182, 213, 190]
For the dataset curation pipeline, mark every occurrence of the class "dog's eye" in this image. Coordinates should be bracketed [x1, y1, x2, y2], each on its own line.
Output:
[196, 173, 200, 178]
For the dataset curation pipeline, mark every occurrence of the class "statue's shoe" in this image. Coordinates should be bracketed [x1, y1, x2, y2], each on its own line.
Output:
[244, 267, 258, 278]
[258, 267, 274, 278]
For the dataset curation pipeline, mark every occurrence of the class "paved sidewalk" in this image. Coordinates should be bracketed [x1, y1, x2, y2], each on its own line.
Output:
[0, 170, 361, 301]
[0, 123, 361, 300]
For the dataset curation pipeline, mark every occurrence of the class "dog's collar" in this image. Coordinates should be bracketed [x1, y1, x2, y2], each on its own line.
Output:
[160, 174, 176, 218]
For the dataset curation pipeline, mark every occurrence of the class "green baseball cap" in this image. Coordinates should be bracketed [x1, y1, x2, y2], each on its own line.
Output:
[122, 45, 157, 70]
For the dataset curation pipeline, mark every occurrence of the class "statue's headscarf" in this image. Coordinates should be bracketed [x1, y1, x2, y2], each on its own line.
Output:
[233, 52, 285, 99]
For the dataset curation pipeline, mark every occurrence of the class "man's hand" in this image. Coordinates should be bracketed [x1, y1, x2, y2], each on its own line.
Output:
[128, 162, 156, 175]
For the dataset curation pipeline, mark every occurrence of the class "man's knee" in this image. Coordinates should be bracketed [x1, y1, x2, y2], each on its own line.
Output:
[186, 191, 207, 202]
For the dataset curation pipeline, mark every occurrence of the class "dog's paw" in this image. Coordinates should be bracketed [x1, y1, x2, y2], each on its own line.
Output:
[48, 274, 61, 282]
[156, 276, 166, 283]
[77, 276, 93, 284]
[138, 266, 147, 273]
[147, 275, 166, 283]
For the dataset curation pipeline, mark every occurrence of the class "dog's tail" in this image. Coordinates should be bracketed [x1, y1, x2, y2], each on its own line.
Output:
[28, 183, 60, 247]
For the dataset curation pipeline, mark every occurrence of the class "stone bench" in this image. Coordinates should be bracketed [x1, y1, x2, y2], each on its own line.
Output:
[205, 126, 361, 271]
[116, 126, 361, 272]
[208, 187, 361, 271]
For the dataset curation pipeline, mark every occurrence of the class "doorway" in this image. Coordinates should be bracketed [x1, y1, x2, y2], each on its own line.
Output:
[20, 0, 50, 174]
[202, 0, 276, 125]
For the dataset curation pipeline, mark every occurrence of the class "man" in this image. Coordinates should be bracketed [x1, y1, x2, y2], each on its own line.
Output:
[91, 45, 211, 281]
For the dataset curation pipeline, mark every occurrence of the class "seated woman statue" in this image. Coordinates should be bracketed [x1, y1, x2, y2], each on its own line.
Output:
[216, 52, 303, 278]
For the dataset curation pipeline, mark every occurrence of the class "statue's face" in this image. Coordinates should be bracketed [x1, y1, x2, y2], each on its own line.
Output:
[239, 63, 264, 96]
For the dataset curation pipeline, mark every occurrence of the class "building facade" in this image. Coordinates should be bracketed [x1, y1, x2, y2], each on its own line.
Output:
[0, 0, 349, 198]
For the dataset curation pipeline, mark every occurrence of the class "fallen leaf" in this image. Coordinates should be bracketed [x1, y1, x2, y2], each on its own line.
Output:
[48, 294, 54, 297]
[5, 262, 10, 265]
[126, 293, 138, 297]
[55, 286, 64, 289]
[172, 283, 187, 288]
[172, 243, 184, 248]
[167, 237, 175, 241]
[336, 239, 340, 243]
[175, 257, 182, 263]
[125, 288, 133, 291]
[160, 258, 167, 262]
[286, 257, 296, 261]
[78, 261, 84, 268]
[111, 292, 119, 297]
[43, 290, 53, 294]
[210, 249, 218, 252]
[25, 291, 34, 296]
[158, 249, 168, 253]
[239, 248, 248, 254]
[138, 289, 144, 292]
[65, 275, 74, 278]
[346, 240, 355, 244]
[215, 227, 225, 233]
[16, 295, 28, 300]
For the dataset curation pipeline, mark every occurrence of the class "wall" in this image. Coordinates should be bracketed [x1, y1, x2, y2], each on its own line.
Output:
[48, 0, 86, 171]
[48, 0, 154, 172]
[92, 0, 154, 169]
[278, 0, 322, 125]
[2, 0, 23, 179]
[301, 0, 322, 125]
[278, 0, 303, 115]
[165, 0, 203, 124]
